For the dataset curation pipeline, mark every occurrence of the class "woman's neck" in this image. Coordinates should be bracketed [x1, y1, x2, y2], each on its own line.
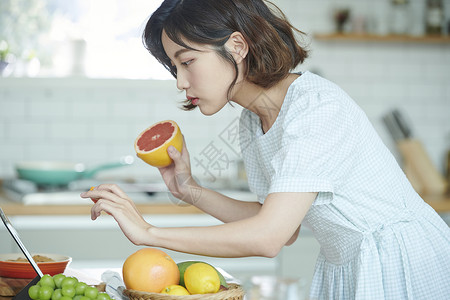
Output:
[232, 73, 299, 133]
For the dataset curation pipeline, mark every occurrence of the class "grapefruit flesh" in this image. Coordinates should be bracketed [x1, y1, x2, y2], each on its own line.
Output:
[134, 120, 183, 167]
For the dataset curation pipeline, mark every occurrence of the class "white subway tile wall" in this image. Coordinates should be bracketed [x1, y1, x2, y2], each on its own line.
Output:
[0, 0, 449, 184]
[0, 79, 244, 183]
[304, 40, 450, 167]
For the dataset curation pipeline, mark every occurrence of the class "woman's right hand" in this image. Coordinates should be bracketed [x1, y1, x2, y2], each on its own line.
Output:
[81, 184, 153, 246]
[158, 137, 201, 204]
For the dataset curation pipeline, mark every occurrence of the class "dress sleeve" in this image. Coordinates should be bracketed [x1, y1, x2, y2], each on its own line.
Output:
[269, 92, 358, 205]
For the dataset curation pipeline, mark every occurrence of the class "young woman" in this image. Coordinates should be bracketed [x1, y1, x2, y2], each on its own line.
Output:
[81, 0, 450, 299]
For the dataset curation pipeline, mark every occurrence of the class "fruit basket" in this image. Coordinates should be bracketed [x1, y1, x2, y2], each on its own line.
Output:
[123, 283, 244, 300]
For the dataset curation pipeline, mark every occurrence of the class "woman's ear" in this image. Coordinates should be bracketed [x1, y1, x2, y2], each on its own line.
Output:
[225, 32, 248, 64]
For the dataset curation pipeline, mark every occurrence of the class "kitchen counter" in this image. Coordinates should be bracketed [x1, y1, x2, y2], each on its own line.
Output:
[0, 184, 266, 216]
[0, 188, 204, 215]
[1, 189, 447, 298]
[0, 198, 204, 216]
[1, 190, 449, 216]
[0, 188, 253, 216]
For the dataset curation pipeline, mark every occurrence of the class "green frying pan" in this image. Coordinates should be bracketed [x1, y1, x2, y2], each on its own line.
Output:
[15, 156, 134, 186]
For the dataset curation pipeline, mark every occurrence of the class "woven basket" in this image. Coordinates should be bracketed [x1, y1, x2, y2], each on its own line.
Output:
[123, 284, 244, 300]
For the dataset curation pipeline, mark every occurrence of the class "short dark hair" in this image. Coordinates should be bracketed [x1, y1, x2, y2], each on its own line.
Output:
[143, 0, 309, 110]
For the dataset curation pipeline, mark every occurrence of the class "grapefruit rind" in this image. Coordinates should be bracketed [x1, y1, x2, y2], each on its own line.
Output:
[122, 248, 180, 293]
[134, 120, 183, 167]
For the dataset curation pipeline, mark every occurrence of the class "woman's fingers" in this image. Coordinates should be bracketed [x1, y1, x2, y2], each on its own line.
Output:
[90, 196, 127, 220]
[180, 135, 190, 159]
[91, 183, 131, 200]
[91, 201, 105, 220]
[157, 138, 199, 204]
[81, 183, 152, 245]
[82, 184, 133, 205]
[167, 145, 182, 164]
[81, 184, 136, 218]
[167, 136, 190, 168]
[89, 190, 138, 220]
[90, 197, 151, 245]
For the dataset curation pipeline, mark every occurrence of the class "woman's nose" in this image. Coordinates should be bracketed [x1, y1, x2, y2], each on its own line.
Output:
[176, 71, 190, 91]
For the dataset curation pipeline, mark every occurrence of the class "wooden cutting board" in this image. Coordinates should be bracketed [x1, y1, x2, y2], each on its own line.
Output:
[397, 139, 448, 195]
[0, 276, 31, 297]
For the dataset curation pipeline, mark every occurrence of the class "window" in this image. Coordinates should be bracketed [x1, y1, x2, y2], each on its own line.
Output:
[1, 0, 172, 79]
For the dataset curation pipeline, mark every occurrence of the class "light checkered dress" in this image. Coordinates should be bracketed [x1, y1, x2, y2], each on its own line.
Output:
[239, 71, 450, 299]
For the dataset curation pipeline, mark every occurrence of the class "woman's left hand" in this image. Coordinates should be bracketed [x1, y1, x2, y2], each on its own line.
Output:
[80, 184, 152, 245]
[158, 138, 200, 204]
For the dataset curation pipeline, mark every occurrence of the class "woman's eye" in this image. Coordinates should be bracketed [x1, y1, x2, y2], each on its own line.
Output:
[181, 59, 193, 66]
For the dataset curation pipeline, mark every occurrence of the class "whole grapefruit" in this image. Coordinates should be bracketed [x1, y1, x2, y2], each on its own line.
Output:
[134, 120, 183, 167]
[122, 248, 180, 293]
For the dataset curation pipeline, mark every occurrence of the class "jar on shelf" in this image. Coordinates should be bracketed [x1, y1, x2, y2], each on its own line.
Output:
[389, 0, 412, 35]
[425, 0, 444, 35]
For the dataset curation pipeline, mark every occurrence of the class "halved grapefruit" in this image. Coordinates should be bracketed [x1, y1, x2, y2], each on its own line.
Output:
[134, 120, 183, 167]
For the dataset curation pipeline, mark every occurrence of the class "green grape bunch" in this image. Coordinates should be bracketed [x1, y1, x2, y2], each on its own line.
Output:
[28, 274, 112, 300]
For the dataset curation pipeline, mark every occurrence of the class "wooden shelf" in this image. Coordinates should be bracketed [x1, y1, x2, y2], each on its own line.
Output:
[314, 33, 450, 44]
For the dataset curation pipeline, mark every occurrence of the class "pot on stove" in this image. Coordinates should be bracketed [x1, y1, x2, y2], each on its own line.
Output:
[15, 156, 134, 186]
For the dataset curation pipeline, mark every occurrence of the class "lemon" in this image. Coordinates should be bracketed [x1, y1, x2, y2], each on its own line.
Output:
[160, 284, 190, 295]
[184, 262, 221, 294]
[177, 261, 228, 288]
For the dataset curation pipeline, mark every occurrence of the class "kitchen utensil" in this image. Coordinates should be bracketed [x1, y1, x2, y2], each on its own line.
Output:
[382, 112, 405, 141]
[391, 109, 412, 139]
[0, 207, 45, 299]
[383, 109, 447, 195]
[15, 155, 134, 186]
[383, 109, 413, 141]
[0, 207, 43, 278]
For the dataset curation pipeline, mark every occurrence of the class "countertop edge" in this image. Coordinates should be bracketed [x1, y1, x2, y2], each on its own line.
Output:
[0, 202, 204, 216]
[1, 193, 449, 216]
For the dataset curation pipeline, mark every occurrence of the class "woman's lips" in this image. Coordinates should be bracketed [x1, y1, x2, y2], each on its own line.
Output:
[188, 96, 199, 105]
